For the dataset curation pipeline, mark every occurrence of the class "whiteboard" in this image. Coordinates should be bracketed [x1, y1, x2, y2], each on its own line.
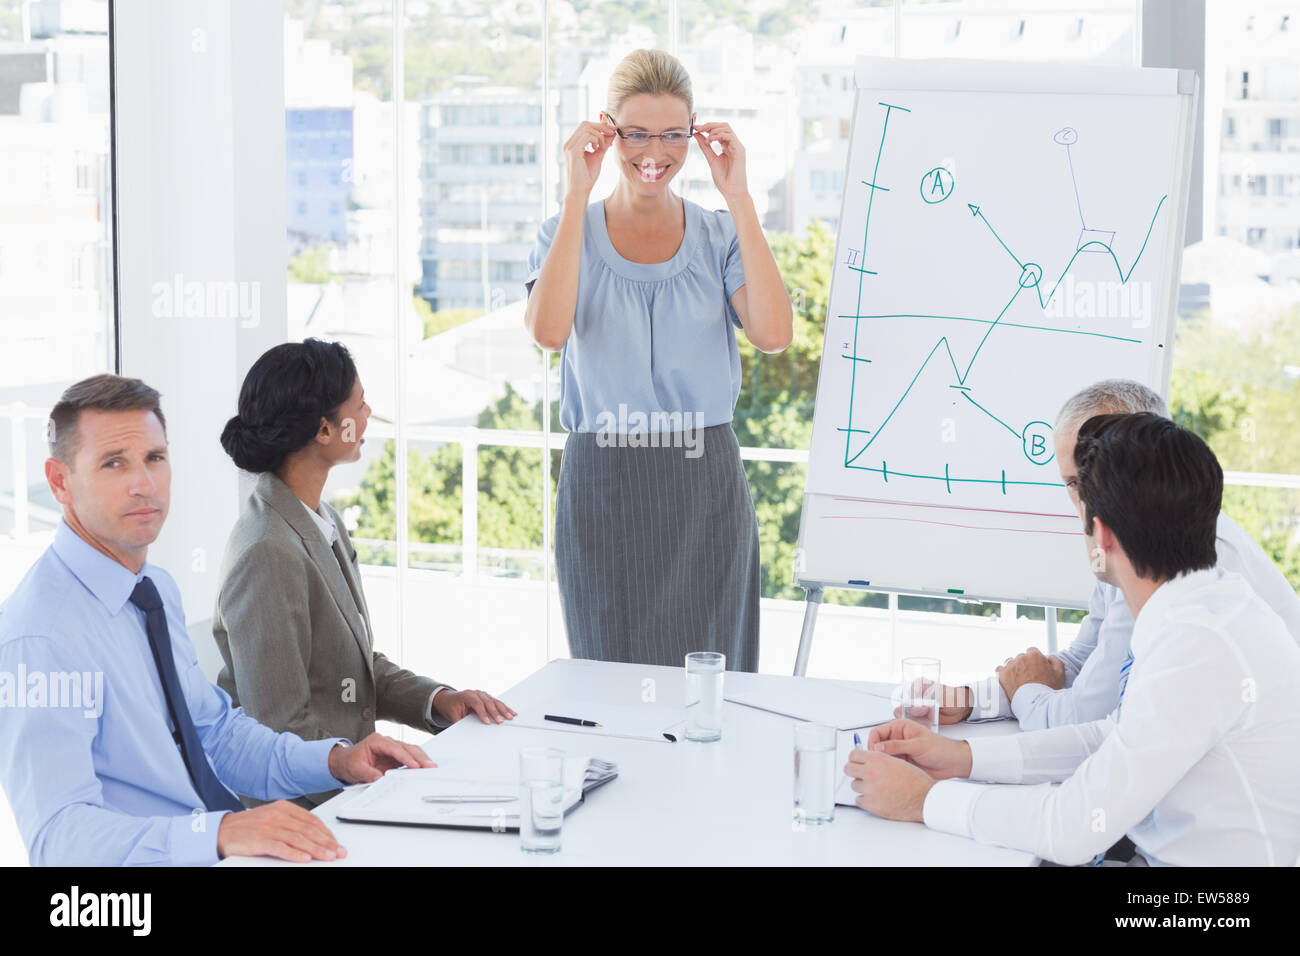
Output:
[796, 58, 1199, 608]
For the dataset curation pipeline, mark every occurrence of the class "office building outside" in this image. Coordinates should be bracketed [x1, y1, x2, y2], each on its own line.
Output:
[418, 87, 543, 312]
[285, 18, 353, 253]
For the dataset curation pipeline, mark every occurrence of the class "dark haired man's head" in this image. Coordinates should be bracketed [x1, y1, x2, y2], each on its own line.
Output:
[1073, 412, 1221, 585]
[44, 375, 171, 572]
[220, 338, 368, 474]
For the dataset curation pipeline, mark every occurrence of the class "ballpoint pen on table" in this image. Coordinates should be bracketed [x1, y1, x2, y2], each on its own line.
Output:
[544, 714, 601, 727]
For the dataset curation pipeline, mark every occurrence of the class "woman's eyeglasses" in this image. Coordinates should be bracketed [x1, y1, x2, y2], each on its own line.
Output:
[605, 113, 693, 148]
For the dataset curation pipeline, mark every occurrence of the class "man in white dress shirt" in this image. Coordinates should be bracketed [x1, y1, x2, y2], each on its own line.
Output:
[934, 380, 1300, 730]
[848, 413, 1300, 866]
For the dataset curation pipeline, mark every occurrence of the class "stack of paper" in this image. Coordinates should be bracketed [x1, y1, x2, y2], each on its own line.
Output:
[336, 756, 617, 831]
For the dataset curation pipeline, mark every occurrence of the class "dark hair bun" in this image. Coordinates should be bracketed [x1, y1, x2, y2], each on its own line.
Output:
[222, 339, 358, 473]
[220, 415, 300, 473]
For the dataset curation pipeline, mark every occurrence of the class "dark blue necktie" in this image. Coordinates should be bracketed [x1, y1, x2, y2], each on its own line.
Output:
[1117, 650, 1135, 712]
[129, 576, 243, 813]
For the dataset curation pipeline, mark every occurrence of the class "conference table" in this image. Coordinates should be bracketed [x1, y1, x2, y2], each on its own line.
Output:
[221, 658, 1036, 867]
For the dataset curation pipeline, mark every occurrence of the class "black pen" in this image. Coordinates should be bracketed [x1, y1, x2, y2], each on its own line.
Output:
[544, 714, 601, 727]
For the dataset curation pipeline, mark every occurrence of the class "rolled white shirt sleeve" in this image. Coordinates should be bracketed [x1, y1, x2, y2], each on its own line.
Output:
[966, 583, 1110, 725]
[922, 780, 986, 837]
[925, 628, 1240, 866]
[965, 675, 1012, 722]
[966, 734, 1024, 782]
[967, 717, 1113, 784]
[1012, 585, 1134, 731]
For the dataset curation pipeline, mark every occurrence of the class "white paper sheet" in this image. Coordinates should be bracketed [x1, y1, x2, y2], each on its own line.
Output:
[724, 672, 895, 730]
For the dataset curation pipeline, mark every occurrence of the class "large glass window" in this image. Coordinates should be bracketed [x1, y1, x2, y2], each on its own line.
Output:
[0, 1, 115, 591]
[1179, 0, 1300, 590]
[8, 0, 1297, 866]
[0, 0, 114, 872]
[278, 1, 1174, 694]
[94, 0, 1289, 719]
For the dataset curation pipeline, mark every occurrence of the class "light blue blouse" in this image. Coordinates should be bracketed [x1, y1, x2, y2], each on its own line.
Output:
[525, 197, 748, 434]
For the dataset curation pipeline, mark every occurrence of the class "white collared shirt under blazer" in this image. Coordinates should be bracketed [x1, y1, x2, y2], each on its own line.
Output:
[923, 568, 1300, 866]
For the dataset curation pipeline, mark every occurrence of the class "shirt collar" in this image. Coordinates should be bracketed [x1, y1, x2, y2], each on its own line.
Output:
[52, 519, 151, 616]
[300, 499, 338, 546]
[1133, 567, 1225, 632]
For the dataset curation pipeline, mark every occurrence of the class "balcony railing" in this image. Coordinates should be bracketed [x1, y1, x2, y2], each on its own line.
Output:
[6, 402, 1300, 573]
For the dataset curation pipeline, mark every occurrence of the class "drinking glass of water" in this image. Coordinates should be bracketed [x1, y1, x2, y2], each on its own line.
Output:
[793, 722, 837, 827]
[900, 657, 941, 733]
[684, 651, 725, 742]
[519, 747, 566, 854]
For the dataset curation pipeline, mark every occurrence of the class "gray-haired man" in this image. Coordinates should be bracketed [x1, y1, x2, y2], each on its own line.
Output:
[936, 379, 1300, 730]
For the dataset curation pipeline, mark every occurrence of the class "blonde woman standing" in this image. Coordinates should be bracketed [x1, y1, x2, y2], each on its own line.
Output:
[524, 49, 793, 670]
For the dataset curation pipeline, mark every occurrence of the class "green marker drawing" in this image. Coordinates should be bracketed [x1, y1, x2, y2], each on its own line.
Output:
[836, 118, 1163, 495]
[844, 101, 907, 467]
[920, 166, 954, 204]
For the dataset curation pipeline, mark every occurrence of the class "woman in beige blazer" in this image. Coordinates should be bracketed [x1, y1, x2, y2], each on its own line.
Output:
[213, 338, 514, 806]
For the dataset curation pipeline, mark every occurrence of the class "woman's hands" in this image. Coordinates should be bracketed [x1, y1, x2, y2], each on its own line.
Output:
[434, 688, 517, 725]
[565, 116, 749, 202]
[693, 122, 748, 202]
[564, 120, 616, 199]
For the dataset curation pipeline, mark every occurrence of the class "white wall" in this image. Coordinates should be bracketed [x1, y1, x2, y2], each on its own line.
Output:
[113, 0, 288, 629]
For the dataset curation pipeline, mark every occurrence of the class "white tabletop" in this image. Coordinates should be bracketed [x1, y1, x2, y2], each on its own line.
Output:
[220, 658, 1035, 866]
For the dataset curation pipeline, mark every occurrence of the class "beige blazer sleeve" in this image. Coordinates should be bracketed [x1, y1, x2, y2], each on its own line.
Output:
[215, 535, 327, 742]
[374, 652, 453, 730]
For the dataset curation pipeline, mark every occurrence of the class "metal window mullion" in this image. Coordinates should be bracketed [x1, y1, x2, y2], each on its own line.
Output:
[542, 0, 553, 664]
[108, 0, 122, 373]
[463, 429, 479, 576]
[393, 0, 409, 704]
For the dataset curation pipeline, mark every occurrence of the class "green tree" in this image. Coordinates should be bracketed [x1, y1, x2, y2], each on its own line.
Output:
[1170, 308, 1300, 587]
[413, 297, 482, 339]
[474, 384, 545, 552]
[0, 8, 20, 41]
[733, 220, 866, 603]
[735, 219, 832, 425]
[338, 383, 545, 569]
[289, 245, 337, 284]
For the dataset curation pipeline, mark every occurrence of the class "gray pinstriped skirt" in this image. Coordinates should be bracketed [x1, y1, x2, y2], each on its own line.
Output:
[555, 423, 760, 671]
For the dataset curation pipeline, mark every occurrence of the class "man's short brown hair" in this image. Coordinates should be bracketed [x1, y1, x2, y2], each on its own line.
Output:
[48, 374, 167, 465]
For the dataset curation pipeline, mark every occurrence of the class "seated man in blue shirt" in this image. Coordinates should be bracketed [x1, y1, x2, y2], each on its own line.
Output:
[0, 374, 434, 866]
